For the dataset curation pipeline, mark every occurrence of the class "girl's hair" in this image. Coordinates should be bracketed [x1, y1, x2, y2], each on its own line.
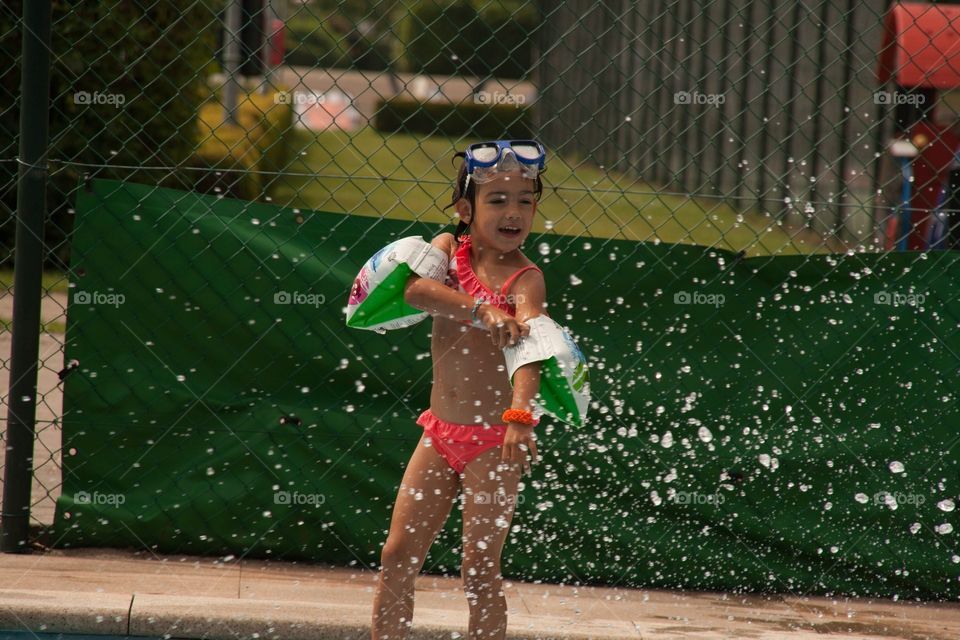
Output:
[443, 149, 545, 243]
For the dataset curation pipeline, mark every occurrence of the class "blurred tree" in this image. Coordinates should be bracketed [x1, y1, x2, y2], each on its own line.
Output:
[0, 0, 217, 270]
[395, 0, 538, 78]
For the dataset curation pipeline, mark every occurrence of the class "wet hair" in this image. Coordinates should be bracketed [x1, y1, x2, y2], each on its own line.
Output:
[442, 149, 545, 243]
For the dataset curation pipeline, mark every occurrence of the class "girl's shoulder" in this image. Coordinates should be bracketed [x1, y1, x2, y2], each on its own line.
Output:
[502, 254, 544, 294]
[515, 250, 542, 272]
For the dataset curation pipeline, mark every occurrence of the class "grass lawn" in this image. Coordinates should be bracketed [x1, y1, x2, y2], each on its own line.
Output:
[0, 269, 70, 294]
[0, 126, 829, 301]
[271, 127, 828, 256]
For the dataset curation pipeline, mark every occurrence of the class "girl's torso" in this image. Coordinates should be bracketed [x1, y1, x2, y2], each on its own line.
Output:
[428, 235, 541, 426]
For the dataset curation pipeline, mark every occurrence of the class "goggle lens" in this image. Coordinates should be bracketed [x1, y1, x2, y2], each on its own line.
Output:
[511, 144, 541, 161]
[471, 146, 500, 163]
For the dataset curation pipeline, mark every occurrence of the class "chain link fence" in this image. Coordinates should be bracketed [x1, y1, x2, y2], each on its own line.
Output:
[2, 0, 960, 596]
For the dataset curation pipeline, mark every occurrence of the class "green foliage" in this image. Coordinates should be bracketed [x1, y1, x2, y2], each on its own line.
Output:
[283, 0, 538, 76]
[373, 97, 533, 139]
[398, 0, 538, 78]
[0, 0, 217, 269]
[192, 88, 294, 201]
[284, 13, 351, 68]
[284, 3, 393, 71]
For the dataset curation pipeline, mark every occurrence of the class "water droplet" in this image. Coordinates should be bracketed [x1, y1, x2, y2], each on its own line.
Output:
[936, 523, 954, 535]
[937, 498, 955, 512]
[854, 493, 869, 504]
[889, 461, 905, 474]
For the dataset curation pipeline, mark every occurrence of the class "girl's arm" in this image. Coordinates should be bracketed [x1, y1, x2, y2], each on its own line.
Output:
[505, 269, 548, 415]
[404, 276, 480, 324]
[402, 234, 478, 323]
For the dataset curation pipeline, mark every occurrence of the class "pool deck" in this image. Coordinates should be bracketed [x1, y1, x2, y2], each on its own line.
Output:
[1, 548, 959, 639]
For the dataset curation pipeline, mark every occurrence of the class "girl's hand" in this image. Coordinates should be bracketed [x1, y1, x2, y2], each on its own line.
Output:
[501, 422, 538, 476]
[478, 304, 530, 349]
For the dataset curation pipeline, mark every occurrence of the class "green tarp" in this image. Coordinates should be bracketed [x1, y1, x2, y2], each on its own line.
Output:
[55, 178, 960, 599]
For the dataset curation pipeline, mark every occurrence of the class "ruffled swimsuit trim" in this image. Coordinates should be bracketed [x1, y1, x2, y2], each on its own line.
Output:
[454, 234, 542, 314]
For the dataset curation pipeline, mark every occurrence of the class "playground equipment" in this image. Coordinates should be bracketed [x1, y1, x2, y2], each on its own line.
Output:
[877, 1, 960, 250]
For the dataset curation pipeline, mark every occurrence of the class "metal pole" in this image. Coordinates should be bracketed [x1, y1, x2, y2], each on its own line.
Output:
[261, 0, 283, 94]
[1, 0, 52, 553]
[223, 0, 243, 125]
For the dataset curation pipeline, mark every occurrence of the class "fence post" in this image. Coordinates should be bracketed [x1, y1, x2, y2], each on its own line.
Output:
[222, 0, 243, 125]
[1, 0, 53, 553]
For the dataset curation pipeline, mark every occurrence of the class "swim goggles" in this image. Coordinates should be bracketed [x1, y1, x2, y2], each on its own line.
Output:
[463, 139, 546, 188]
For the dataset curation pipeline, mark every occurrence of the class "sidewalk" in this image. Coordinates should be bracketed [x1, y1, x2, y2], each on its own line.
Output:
[1, 549, 959, 639]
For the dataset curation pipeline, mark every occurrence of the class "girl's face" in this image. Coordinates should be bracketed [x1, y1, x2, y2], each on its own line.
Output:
[457, 170, 537, 252]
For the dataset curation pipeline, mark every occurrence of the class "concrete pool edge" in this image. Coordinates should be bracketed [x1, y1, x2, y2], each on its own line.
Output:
[0, 589, 642, 640]
[4, 548, 960, 640]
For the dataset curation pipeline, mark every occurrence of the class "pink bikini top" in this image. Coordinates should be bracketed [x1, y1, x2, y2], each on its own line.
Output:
[444, 234, 542, 318]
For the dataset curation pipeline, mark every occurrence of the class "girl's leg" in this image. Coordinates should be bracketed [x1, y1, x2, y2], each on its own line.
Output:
[459, 447, 523, 640]
[372, 431, 461, 640]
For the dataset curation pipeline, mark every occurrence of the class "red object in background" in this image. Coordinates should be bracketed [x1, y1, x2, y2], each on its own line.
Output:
[267, 18, 285, 67]
[877, 2, 960, 89]
[905, 120, 960, 250]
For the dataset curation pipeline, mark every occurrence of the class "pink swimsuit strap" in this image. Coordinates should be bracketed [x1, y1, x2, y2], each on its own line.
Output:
[455, 235, 542, 314]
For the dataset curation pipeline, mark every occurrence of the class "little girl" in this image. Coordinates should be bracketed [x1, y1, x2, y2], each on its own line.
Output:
[371, 140, 550, 640]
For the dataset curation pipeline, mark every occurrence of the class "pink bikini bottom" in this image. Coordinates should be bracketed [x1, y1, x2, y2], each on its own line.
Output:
[415, 408, 509, 474]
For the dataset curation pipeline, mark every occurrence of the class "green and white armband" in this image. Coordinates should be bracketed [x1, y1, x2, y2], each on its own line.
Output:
[345, 236, 449, 333]
[503, 315, 590, 427]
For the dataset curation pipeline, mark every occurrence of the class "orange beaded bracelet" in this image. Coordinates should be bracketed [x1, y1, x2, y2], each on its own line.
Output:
[502, 408, 536, 426]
